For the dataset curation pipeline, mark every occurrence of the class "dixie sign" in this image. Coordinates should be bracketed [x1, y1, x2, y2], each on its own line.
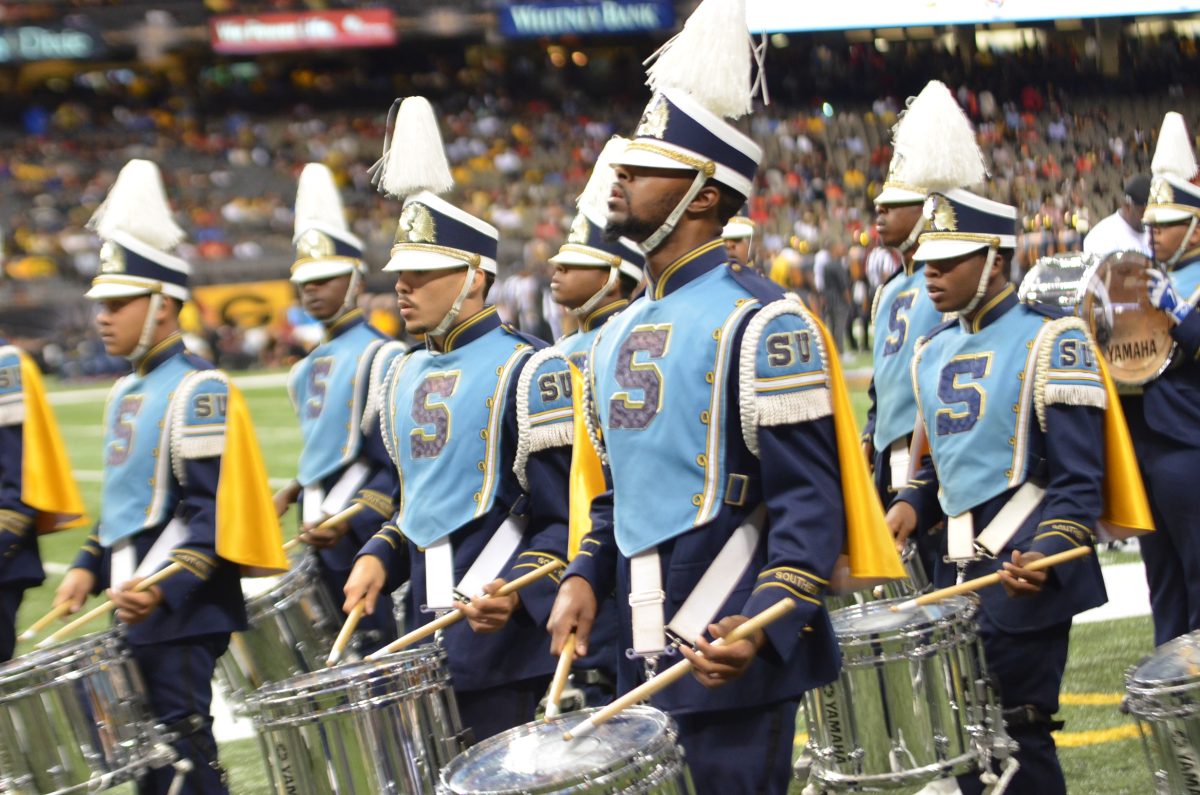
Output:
[0, 26, 99, 63]
[499, 0, 674, 37]
[210, 9, 396, 55]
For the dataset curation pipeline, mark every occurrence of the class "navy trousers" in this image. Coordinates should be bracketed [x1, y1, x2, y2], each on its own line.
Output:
[958, 613, 1070, 795]
[1124, 399, 1200, 645]
[132, 634, 230, 795]
[673, 700, 799, 795]
[457, 675, 550, 744]
[0, 586, 22, 662]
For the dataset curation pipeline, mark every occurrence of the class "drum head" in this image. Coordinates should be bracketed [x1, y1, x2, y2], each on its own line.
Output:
[440, 706, 671, 793]
[831, 596, 973, 636]
[1130, 631, 1200, 687]
[1082, 251, 1174, 385]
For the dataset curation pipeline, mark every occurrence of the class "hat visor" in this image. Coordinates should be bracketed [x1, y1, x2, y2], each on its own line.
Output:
[85, 281, 154, 300]
[549, 248, 615, 267]
[1144, 206, 1196, 225]
[721, 225, 753, 240]
[291, 258, 360, 285]
[611, 145, 697, 173]
[913, 238, 989, 262]
[874, 186, 926, 205]
[384, 248, 498, 274]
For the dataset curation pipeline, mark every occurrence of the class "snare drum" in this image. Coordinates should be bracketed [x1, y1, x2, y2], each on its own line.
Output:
[1124, 631, 1200, 794]
[216, 553, 341, 708]
[825, 540, 929, 613]
[805, 597, 1006, 791]
[1019, 250, 1173, 386]
[247, 645, 463, 795]
[0, 630, 174, 794]
[438, 705, 694, 794]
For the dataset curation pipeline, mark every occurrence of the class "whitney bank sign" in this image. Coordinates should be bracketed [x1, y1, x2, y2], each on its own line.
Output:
[499, 0, 674, 37]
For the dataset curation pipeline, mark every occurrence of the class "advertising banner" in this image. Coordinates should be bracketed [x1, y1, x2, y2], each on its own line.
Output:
[210, 9, 395, 55]
[498, 0, 674, 38]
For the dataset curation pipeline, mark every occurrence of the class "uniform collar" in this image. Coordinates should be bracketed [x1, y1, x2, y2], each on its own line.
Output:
[435, 305, 501, 354]
[323, 308, 365, 342]
[1170, 249, 1200, 271]
[649, 240, 725, 300]
[580, 299, 628, 332]
[962, 284, 1017, 334]
[136, 332, 185, 376]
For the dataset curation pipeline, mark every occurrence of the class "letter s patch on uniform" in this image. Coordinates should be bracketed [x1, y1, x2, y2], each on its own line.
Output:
[0, 347, 25, 427]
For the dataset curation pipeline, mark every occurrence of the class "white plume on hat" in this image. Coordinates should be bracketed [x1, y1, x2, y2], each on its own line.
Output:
[891, 80, 987, 193]
[374, 96, 454, 199]
[576, 136, 629, 221]
[1151, 111, 1198, 181]
[645, 0, 755, 119]
[87, 159, 185, 250]
[294, 163, 352, 240]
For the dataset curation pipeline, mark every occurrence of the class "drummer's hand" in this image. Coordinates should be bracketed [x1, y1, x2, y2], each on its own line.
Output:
[344, 555, 386, 616]
[53, 567, 96, 615]
[110, 580, 163, 624]
[459, 579, 519, 634]
[886, 501, 918, 552]
[547, 576, 597, 657]
[998, 549, 1048, 598]
[680, 616, 765, 689]
[299, 519, 347, 549]
[1148, 269, 1192, 325]
[272, 483, 298, 518]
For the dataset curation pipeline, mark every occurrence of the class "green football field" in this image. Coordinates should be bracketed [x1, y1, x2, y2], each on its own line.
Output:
[11, 368, 1159, 794]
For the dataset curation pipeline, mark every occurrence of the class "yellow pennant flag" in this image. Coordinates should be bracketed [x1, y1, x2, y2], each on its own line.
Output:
[568, 363, 605, 560]
[215, 383, 288, 576]
[811, 313, 907, 580]
[17, 352, 86, 532]
[1095, 357, 1154, 538]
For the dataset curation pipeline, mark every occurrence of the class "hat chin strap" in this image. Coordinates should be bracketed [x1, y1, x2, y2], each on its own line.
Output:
[1164, 216, 1200, 268]
[324, 266, 363, 327]
[428, 264, 479, 344]
[958, 246, 998, 319]
[128, 292, 164, 363]
[898, 216, 927, 255]
[638, 169, 710, 255]
[569, 266, 619, 319]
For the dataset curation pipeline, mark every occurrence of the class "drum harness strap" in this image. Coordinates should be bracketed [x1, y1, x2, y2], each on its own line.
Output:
[887, 438, 911, 492]
[422, 495, 530, 613]
[945, 481, 1046, 568]
[301, 460, 372, 527]
[628, 504, 766, 680]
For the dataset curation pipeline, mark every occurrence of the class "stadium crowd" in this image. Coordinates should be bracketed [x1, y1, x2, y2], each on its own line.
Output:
[0, 30, 1197, 370]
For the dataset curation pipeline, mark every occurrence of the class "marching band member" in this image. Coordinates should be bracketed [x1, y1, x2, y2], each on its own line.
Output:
[545, 136, 645, 707]
[862, 82, 967, 577]
[274, 163, 404, 653]
[887, 179, 1150, 792]
[0, 335, 86, 661]
[53, 160, 287, 795]
[1135, 111, 1200, 645]
[342, 97, 573, 741]
[720, 212, 758, 273]
[546, 1, 902, 791]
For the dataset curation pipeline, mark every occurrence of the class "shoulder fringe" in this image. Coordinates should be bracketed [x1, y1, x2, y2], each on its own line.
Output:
[0, 345, 25, 427]
[170, 369, 231, 483]
[582, 329, 610, 467]
[362, 341, 408, 436]
[376, 353, 413, 473]
[1034, 316, 1107, 432]
[513, 347, 575, 491]
[738, 294, 831, 457]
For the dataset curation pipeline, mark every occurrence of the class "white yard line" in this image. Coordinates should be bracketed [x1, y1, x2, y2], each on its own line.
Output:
[1077, 561, 1151, 624]
[48, 372, 291, 405]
